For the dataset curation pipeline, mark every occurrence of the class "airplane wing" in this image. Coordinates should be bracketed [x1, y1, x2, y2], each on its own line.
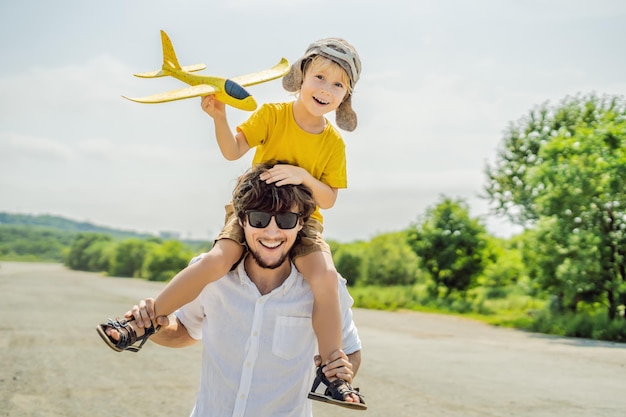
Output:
[231, 58, 290, 87]
[134, 64, 207, 79]
[122, 84, 218, 103]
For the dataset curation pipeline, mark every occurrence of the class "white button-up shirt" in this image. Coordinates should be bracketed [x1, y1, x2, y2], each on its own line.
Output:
[176, 259, 362, 417]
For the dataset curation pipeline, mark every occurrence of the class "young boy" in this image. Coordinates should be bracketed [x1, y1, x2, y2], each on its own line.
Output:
[98, 38, 363, 408]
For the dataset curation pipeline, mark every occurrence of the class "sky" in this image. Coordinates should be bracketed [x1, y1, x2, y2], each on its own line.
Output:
[1, 0, 625, 242]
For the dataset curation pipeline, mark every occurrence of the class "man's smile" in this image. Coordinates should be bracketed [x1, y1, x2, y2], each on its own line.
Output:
[259, 240, 283, 249]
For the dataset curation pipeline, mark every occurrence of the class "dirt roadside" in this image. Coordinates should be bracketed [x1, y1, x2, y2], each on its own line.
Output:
[1, 262, 625, 417]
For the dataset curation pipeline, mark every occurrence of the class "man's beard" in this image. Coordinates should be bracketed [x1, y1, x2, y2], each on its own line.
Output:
[248, 247, 290, 270]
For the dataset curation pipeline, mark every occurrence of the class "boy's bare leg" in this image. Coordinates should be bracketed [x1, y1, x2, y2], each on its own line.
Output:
[295, 251, 359, 403]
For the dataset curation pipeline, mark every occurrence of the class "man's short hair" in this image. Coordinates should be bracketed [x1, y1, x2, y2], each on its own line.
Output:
[232, 162, 316, 224]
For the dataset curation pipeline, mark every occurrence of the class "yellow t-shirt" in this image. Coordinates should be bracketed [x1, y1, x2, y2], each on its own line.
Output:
[237, 102, 347, 223]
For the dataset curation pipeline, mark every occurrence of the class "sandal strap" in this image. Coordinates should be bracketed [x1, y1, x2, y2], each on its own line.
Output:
[311, 365, 365, 404]
[104, 317, 160, 352]
[326, 378, 366, 404]
[106, 318, 137, 348]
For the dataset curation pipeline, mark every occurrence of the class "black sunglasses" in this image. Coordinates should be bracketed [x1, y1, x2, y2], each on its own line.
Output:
[245, 210, 301, 230]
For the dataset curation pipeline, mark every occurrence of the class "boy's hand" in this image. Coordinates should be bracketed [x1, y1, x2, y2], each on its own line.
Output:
[201, 95, 226, 119]
[260, 164, 309, 187]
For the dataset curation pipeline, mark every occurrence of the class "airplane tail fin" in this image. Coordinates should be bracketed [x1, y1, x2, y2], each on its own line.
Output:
[160, 30, 181, 70]
[133, 31, 206, 78]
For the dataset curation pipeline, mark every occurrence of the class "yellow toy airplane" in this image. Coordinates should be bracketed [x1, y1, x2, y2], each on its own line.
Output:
[123, 30, 290, 111]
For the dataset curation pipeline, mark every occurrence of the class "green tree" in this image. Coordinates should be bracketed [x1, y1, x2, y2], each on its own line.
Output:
[408, 197, 487, 297]
[143, 240, 194, 282]
[521, 217, 608, 313]
[0, 225, 74, 261]
[485, 94, 626, 318]
[360, 232, 419, 286]
[84, 239, 115, 272]
[332, 241, 367, 286]
[478, 235, 525, 295]
[65, 233, 113, 271]
[109, 239, 154, 278]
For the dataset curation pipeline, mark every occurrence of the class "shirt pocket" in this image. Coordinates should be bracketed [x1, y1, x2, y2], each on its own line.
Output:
[272, 315, 314, 361]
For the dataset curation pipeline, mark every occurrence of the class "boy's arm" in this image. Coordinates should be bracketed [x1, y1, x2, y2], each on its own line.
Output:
[259, 164, 339, 209]
[303, 175, 339, 210]
[302, 171, 338, 209]
[201, 95, 250, 161]
[213, 117, 251, 161]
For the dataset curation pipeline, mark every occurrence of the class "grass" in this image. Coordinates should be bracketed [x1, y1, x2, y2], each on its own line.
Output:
[348, 283, 625, 342]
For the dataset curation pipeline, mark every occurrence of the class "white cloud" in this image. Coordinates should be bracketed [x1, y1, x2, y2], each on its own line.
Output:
[0, 55, 130, 109]
[0, 132, 77, 162]
[75, 138, 212, 165]
[0, 131, 218, 167]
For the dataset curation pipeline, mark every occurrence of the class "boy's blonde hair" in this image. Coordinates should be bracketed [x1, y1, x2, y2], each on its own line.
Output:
[303, 55, 353, 96]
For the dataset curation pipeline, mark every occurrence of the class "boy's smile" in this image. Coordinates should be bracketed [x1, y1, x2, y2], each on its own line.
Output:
[300, 64, 348, 118]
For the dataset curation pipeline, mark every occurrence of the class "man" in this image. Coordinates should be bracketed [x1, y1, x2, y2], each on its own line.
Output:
[100, 162, 365, 416]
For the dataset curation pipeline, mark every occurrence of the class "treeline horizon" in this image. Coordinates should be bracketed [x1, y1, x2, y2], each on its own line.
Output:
[2, 92, 626, 343]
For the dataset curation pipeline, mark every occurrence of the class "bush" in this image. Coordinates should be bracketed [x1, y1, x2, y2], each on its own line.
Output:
[333, 244, 366, 286]
[350, 285, 424, 311]
[0, 225, 74, 262]
[109, 239, 154, 278]
[142, 240, 194, 282]
[528, 309, 626, 342]
[65, 233, 113, 271]
[361, 232, 420, 286]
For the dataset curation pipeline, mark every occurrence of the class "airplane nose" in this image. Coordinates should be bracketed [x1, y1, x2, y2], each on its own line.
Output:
[224, 79, 251, 100]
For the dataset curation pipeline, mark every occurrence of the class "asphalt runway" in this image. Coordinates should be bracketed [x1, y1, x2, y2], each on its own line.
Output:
[1, 262, 625, 417]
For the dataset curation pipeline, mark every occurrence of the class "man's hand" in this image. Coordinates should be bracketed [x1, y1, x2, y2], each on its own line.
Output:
[314, 349, 363, 404]
[314, 349, 354, 384]
[104, 298, 194, 349]
[124, 298, 170, 329]
[105, 298, 170, 342]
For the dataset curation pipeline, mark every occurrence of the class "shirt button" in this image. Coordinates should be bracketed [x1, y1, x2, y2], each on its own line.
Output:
[240, 394, 246, 400]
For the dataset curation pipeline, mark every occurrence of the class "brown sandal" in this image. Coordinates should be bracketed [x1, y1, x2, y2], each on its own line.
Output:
[308, 365, 367, 410]
[96, 317, 159, 353]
